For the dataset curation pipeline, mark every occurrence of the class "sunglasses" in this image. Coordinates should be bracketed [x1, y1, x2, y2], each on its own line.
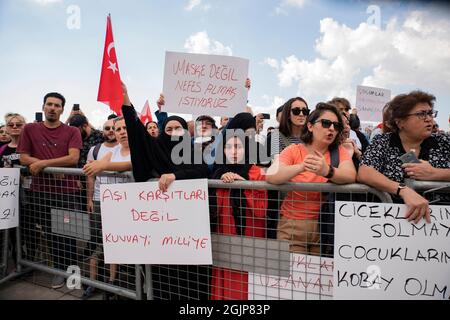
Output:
[103, 126, 115, 131]
[7, 123, 24, 128]
[314, 119, 343, 131]
[291, 108, 310, 116]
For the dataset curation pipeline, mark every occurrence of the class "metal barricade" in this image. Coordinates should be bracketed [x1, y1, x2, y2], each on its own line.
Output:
[0, 229, 7, 279]
[17, 167, 142, 300]
[11, 166, 395, 300]
[407, 180, 450, 206]
[144, 180, 392, 300]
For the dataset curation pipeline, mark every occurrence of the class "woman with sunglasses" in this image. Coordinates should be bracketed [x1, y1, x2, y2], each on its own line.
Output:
[267, 103, 356, 254]
[358, 90, 450, 225]
[1, 113, 25, 168]
[265, 97, 310, 238]
[270, 97, 310, 158]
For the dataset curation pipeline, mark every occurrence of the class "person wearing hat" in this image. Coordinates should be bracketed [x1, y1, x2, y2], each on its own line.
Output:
[69, 114, 104, 168]
[194, 115, 217, 145]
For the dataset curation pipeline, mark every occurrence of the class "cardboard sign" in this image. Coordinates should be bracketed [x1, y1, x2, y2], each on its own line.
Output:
[163, 51, 249, 117]
[334, 201, 450, 300]
[0, 168, 20, 230]
[356, 85, 391, 123]
[100, 179, 212, 264]
[249, 253, 334, 300]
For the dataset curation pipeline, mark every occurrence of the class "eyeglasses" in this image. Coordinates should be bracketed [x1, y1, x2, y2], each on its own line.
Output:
[291, 108, 310, 116]
[314, 119, 343, 131]
[103, 126, 115, 131]
[7, 123, 24, 128]
[406, 110, 438, 120]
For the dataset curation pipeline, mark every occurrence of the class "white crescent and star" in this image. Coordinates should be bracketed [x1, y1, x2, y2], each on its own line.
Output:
[106, 42, 118, 74]
[107, 42, 115, 57]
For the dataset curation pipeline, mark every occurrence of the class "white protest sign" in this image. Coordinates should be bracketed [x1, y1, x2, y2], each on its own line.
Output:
[0, 168, 20, 230]
[100, 179, 212, 264]
[356, 85, 391, 123]
[163, 51, 249, 117]
[334, 201, 450, 300]
[249, 253, 334, 300]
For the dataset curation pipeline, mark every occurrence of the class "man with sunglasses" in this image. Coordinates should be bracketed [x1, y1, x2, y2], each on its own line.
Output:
[82, 119, 119, 261]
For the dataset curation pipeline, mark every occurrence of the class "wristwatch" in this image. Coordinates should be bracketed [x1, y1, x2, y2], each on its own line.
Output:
[396, 182, 407, 196]
[325, 165, 335, 179]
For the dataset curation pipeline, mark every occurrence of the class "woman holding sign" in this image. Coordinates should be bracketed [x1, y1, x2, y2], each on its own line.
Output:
[209, 132, 267, 300]
[358, 90, 450, 224]
[121, 83, 210, 300]
[266, 103, 356, 255]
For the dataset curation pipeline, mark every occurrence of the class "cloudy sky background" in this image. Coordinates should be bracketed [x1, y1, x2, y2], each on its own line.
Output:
[0, 0, 449, 131]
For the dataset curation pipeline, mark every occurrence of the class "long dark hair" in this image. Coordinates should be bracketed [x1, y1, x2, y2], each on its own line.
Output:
[278, 97, 309, 137]
[300, 102, 344, 149]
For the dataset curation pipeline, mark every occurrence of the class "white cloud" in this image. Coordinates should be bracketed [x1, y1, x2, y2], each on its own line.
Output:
[275, 0, 308, 15]
[185, 0, 211, 12]
[185, 0, 201, 11]
[184, 31, 232, 56]
[268, 11, 450, 105]
[264, 57, 279, 70]
[32, 0, 62, 5]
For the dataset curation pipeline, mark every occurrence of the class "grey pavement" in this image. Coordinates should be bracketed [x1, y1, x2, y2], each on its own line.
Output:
[0, 269, 103, 300]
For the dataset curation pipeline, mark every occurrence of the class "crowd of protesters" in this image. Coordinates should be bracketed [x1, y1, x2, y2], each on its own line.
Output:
[1, 79, 450, 300]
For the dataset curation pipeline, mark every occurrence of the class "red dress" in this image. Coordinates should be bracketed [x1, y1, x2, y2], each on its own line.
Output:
[210, 165, 267, 300]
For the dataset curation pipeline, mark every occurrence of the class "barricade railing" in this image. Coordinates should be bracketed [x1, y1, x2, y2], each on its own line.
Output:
[13, 167, 450, 300]
[0, 229, 7, 279]
[15, 166, 142, 300]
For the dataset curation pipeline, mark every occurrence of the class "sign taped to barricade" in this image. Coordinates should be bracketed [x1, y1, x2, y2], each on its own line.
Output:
[100, 179, 212, 264]
[0, 168, 20, 230]
[249, 253, 334, 300]
[162, 51, 249, 117]
[334, 201, 450, 300]
[356, 85, 391, 123]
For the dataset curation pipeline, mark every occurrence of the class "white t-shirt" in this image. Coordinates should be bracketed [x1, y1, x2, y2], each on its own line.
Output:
[87, 144, 133, 201]
[87, 143, 118, 163]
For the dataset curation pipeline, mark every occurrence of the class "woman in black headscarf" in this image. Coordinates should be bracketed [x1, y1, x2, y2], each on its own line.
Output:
[121, 89, 208, 188]
[121, 83, 209, 300]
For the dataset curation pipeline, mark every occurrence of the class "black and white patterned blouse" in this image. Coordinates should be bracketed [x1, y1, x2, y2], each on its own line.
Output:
[360, 132, 450, 183]
[269, 129, 302, 158]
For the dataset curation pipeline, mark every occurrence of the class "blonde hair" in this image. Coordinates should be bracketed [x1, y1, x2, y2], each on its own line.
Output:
[5, 112, 26, 124]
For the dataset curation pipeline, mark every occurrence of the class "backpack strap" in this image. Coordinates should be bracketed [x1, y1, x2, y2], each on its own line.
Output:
[92, 143, 102, 160]
[319, 145, 340, 257]
[329, 144, 340, 168]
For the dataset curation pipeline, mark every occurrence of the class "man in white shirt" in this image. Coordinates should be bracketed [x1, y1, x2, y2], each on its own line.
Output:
[82, 117, 132, 299]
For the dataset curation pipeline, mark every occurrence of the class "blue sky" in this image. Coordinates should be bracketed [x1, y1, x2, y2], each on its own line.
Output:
[0, 0, 449, 130]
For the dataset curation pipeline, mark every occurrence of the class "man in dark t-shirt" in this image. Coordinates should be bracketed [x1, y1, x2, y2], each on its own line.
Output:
[17, 92, 82, 289]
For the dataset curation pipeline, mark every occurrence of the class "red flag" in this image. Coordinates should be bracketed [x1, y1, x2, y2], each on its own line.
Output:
[140, 100, 153, 125]
[97, 15, 123, 116]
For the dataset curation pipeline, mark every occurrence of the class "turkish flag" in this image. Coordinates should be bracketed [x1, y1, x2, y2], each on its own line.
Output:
[97, 15, 123, 116]
[140, 100, 153, 125]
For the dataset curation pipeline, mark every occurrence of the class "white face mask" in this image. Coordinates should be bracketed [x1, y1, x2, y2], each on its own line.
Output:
[194, 136, 212, 144]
